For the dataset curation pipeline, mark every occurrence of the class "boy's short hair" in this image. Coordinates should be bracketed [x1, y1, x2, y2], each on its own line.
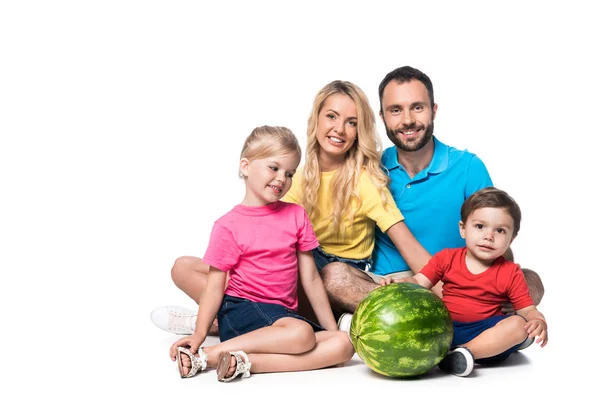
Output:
[461, 187, 522, 237]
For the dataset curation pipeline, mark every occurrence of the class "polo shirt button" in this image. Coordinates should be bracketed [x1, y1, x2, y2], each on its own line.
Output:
[406, 184, 411, 188]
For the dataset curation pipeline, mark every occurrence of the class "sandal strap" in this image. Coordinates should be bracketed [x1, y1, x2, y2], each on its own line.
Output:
[221, 351, 251, 382]
[178, 347, 208, 378]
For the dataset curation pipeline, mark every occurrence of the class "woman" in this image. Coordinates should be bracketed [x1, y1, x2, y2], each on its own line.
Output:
[151, 80, 431, 333]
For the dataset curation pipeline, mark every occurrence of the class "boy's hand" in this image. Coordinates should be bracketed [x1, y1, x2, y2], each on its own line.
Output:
[378, 276, 395, 286]
[524, 318, 548, 348]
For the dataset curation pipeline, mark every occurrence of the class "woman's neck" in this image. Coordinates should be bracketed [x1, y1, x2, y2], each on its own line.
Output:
[318, 153, 344, 172]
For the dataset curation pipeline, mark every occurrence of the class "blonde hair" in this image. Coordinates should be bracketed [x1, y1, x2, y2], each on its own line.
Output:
[302, 81, 390, 231]
[239, 125, 301, 178]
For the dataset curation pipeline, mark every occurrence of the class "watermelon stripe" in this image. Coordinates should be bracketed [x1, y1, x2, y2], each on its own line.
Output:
[350, 283, 453, 377]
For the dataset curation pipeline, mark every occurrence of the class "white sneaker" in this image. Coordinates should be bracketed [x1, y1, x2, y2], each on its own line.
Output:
[150, 305, 197, 335]
[337, 313, 353, 338]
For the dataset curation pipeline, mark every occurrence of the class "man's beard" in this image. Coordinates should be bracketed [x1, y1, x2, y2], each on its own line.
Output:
[385, 120, 434, 152]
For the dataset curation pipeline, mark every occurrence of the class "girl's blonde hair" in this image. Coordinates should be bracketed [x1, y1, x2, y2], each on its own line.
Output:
[302, 80, 390, 231]
[239, 125, 301, 178]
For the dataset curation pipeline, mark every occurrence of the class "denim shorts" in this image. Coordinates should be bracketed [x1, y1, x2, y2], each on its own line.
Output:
[217, 294, 325, 342]
[452, 315, 529, 364]
[312, 246, 371, 273]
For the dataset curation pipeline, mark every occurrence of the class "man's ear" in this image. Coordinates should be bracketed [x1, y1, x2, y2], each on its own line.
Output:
[240, 158, 250, 178]
[432, 103, 438, 120]
[459, 221, 465, 239]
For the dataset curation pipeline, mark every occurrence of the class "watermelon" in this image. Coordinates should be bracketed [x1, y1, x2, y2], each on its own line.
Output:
[350, 282, 453, 378]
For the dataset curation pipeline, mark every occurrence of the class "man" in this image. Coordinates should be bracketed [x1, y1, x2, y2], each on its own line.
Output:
[322, 66, 543, 326]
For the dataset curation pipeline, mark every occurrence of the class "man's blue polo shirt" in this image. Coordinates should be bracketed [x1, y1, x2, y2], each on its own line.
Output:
[371, 137, 493, 275]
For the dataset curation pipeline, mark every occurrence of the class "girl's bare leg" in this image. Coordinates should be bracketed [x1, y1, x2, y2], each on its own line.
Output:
[464, 316, 528, 359]
[214, 330, 354, 378]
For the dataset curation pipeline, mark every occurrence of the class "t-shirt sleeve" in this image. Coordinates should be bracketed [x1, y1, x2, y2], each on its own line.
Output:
[360, 173, 404, 232]
[202, 222, 242, 272]
[465, 155, 494, 198]
[419, 250, 446, 286]
[297, 207, 319, 252]
[507, 264, 535, 310]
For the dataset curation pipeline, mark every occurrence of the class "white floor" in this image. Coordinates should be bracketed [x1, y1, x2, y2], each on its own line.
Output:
[133, 316, 584, 399]
[4, 3, 598, 398]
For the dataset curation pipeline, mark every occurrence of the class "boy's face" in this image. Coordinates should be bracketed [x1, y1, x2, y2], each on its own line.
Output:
[459, 207, 516, 264]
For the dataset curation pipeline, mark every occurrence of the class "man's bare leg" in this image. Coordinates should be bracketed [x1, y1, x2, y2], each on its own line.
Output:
[320, 262, 378, 315]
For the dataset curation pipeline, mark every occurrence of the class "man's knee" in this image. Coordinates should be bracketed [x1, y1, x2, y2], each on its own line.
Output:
[320, 262, 349, 290]
[522, 268, 545, 305]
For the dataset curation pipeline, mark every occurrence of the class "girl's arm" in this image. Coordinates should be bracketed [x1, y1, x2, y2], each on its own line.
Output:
[386, 221, 432, 273]
[297, 250, 337, 331]
[169, 266, 227, 359]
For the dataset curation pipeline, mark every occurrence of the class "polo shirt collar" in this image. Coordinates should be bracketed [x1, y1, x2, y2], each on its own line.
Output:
[382, 136, 449, 175]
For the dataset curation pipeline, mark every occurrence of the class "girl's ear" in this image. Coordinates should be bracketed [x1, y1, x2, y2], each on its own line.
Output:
[240, 158, 250, 178]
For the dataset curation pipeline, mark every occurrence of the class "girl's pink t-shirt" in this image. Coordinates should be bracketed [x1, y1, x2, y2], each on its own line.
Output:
[202, 201, 319, 311]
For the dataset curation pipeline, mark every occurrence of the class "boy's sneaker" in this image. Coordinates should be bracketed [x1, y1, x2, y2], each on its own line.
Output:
[337, 313, 353, 337]
[150, 305, 197, 335]
[517, 336, 535, 351]
[438, 346, 474, 377]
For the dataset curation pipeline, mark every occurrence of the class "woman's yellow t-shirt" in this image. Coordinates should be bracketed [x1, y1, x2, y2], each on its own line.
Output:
[283, 168, 403, 260]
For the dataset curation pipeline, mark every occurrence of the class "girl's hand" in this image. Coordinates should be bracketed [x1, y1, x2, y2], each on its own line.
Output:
[524, 318, 548, 348]
[169, 334, 205, 361]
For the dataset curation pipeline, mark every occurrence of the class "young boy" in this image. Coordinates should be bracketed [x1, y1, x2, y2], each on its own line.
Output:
[395, 187, 548, 377]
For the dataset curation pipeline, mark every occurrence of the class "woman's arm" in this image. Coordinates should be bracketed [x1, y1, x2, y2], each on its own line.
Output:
[297, 250, 337, 331]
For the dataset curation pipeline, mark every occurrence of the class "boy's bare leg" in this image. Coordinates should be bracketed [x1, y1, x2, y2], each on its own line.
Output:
[463, 316, 528, 359]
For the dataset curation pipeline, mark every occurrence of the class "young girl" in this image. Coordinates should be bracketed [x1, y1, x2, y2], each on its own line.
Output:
[169, 125, 354, 382]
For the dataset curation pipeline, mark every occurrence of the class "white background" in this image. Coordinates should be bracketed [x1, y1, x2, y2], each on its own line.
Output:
[1, 1, 597, 398]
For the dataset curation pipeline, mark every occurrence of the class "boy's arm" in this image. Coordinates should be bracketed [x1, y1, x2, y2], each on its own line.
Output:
[516, 305, 548, 347]
[297, 250, 337, 331]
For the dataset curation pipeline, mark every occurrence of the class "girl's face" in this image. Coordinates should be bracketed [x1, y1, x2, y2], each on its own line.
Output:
[240, 151, 300, 206]
[315, 94, 358, 169]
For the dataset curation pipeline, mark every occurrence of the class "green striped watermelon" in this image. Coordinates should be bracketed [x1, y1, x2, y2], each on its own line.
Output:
[350, 282, 453, 377]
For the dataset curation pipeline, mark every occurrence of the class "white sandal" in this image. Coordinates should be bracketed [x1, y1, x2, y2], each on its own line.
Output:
[216, 350, 251, 382]
[176, 347, 208, 378]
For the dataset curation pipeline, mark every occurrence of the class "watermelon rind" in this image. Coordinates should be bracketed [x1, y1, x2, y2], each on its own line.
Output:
[350, 282, 453, 378]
